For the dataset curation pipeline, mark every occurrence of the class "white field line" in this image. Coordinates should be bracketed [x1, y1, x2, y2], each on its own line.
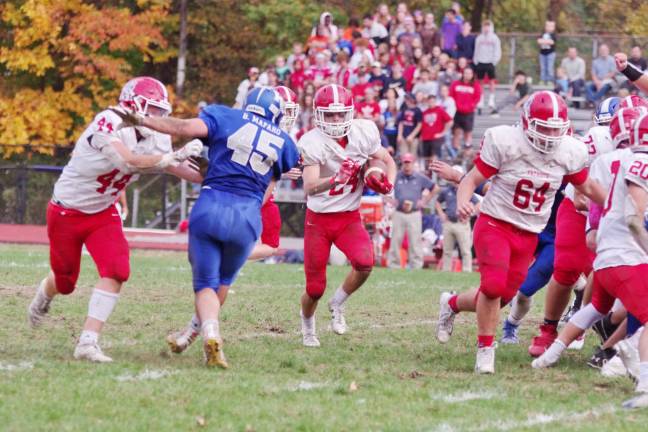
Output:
[115, 368, 177, 382]
[430, 390, 498, 403]
[0, 361, 34, 372]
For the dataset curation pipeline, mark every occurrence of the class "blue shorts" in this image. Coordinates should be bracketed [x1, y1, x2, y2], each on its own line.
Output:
[188, 188, 261, 292]
[519, 230, 555, 298]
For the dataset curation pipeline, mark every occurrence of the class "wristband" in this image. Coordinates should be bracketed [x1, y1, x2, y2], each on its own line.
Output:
[621, 63, 644, 82]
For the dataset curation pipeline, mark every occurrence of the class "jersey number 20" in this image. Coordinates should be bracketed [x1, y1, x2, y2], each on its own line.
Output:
[227, 123, 284, 175]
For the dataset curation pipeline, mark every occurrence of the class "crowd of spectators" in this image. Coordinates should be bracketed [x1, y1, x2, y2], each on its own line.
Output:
[231, 3, 648, 270]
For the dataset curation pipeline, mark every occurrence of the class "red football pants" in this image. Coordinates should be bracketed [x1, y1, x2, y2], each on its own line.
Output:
[303, 209, 374, 300]
[473, 214, 538, 304]
[260, 199, 281, 248]
[591, 265, 648, 324]
[47, 202, 130, 295]
[552, 198, 595, 286]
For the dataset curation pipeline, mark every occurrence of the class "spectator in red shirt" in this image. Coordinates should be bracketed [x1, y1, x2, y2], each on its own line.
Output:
[335, 51, 351, 88]
[356, 86, 382, 124]
[420, 95, 453, 159]
[289, 59, 308, 94]
[449, 66, 481, 151]
[351, 64, 371, 103]
[309, 52, 333, 87]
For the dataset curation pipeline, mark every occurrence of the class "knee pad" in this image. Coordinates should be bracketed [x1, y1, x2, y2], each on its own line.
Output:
[479, 272, 508, 300]
[106, 262, 130, 283]
[553, 268, 581, 287]
[570, 304, 606, 330]
[306, 273, 326, 301]
[54, 274, 76, 295]
[350, 250, 374, 273]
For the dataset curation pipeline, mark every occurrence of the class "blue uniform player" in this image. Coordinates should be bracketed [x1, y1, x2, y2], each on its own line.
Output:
[111, 87, 300, 368]
[500, 184, 569, 344]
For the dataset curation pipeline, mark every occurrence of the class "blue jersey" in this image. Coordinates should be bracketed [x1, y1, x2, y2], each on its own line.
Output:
[199, 104, 300, 202]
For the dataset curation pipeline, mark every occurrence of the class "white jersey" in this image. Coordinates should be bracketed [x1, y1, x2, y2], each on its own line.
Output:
[53, 109, 172, 214]
[564, 125, 615, 202]
[298, 119, 381, 213]
[594, 149, 648, 270]
[478, 124, 588, 233]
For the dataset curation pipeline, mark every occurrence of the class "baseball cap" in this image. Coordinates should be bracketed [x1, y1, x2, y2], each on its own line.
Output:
[401, 153, 415, 163]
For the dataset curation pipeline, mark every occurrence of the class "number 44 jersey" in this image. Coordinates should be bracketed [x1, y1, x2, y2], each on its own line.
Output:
[476, 124, 589, 233]
[53, 109, 172, 214]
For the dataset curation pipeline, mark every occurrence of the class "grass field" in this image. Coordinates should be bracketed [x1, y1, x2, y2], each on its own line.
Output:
[1, 243, 647, 431]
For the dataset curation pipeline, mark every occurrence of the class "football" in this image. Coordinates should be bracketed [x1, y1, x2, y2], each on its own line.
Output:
[364, 158, 387, 184]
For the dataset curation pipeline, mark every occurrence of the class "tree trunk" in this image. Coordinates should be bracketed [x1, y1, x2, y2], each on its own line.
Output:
[470, 0, 486, 29]
[176, 0, 188, 98]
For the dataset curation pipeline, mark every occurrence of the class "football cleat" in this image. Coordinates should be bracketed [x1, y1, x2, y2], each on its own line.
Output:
[27, 279, 52, 327]
[301, 312, 320, 348]
[166, 328, 199, 354]
[592, 313, 619, 343]
[475, 346, 495, 374]
[328, 301, 347, 335]
[500, 320, 519, 345]
[616, 339, 640, 382]
[436, 292, 456, 344]
[587, 346, 618, 369]
[600, 355, 627, 378]
[528, 324, 558, 357]
[73, 343, 113, 363]
[203, 338, 228, 369]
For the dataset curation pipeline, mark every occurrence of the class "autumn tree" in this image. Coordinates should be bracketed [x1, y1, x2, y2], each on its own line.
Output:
[0, 0, 175, 157]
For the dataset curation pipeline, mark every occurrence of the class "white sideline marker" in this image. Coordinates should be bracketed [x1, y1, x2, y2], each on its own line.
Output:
[430, 390, 498, 404]
[0, 361, 34, 372]
[115, 369, 177, 382]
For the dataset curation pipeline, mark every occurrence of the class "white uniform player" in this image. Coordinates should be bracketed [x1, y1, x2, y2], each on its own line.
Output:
[436, 90, 607, 374]
[298, 84, 396, 347]
[27, 77, 203, 363]
[478, 124, 589, 233]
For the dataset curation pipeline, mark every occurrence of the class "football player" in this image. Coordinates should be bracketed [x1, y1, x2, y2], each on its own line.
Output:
[298, 83, 397, 347]
[112, 87, 300, 368]
[436, 90, 607, 373]
[27, 77, 204, 362]
[525, 96, 619, 355]
[532, 112, 648, 409]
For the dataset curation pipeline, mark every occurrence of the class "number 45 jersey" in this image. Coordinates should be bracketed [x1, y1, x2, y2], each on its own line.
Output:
[53, 109, 172, 214]
[475, 124, 589, 233]
[199, 105, 300, 202]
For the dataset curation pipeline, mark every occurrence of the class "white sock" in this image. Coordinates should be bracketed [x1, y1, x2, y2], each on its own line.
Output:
[87, 289, 119, 322]
[201, 319, 220, 340]
[39, 279, 53, 301]
[330, 286, 349, 307]
[189, 314, 200, 333]
[79, 330, 99, 346]
[508, 295, 532, 326]
[544, 339, 567, 363]
[301, 311, 315, 330]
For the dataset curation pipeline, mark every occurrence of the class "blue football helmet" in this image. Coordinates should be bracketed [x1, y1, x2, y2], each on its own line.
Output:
[594, 96, 620, 125]
[244, 87, 284, 125]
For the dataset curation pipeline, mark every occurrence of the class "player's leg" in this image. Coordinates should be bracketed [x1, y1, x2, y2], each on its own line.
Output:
[248, 199, 281, 261]
[329, 212, 374, 335]
[406, 212, 424, 269]
[29, 203, 84, 326]
[75, 209, 130, 362]
[533, 270, 613, 369]
[502, 235, 554, 344]
[388, 211, 406, 268]
[301, 211, 333, 346]
[441, 222, 457, 272]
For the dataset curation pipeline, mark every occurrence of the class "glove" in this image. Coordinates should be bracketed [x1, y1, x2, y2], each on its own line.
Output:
[157, 139, 204, 169]
[330, 158, 361, 186]
[108, 106, 145, 128]
[365, 172, 393, 195]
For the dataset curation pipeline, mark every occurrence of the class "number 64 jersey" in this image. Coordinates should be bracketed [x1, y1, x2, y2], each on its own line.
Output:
[53, 109, 172, 214]
[475, 124, 589, 233]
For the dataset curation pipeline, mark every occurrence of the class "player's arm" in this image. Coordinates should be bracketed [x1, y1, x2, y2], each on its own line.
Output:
[625, 182, 648, 254]
[456, 167, 487, 221]
[302, 163, 357, 196]
[573, 177, 606, 206]
[431, 160, 462, 184]
[110, 107, 208, 138]
[370, 146, 397, 184]
[615, 52, 648, 94]
[103, 138, 202, 171]
[164, 159, 204, 184]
